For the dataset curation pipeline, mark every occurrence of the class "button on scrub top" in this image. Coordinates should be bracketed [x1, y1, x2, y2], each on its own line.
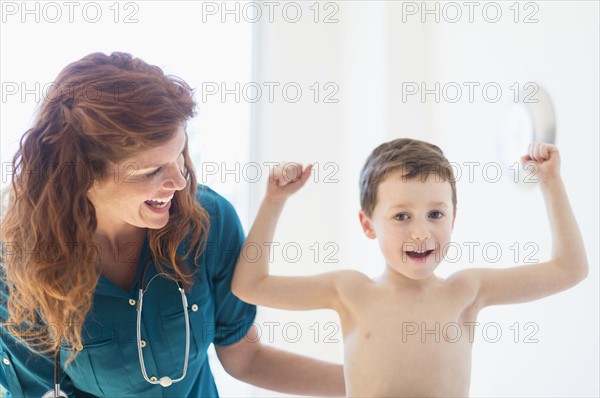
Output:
[0, 185, 257, 397]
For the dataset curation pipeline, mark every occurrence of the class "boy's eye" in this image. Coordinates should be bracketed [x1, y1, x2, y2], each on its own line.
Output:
[394, 213, 409, 221]
[429, 211, 444, 219]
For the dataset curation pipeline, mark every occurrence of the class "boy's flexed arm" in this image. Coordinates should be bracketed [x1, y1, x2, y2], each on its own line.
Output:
[466, 142, 589, 308]
[232, 163, 342, 311]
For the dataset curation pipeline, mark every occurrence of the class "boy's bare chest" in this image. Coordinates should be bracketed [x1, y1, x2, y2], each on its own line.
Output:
[341, 283, 478, 331]
[347, 296, 476, 349]
[340, 286, 476, 396]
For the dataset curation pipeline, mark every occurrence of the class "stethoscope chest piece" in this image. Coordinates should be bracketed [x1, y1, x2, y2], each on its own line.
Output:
[42, 387, 68, 398]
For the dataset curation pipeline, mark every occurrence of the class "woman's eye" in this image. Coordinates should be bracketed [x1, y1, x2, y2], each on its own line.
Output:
[394, 214, 408, 221]
[145, 167, 162, 179]
[429, 211, 444, 219]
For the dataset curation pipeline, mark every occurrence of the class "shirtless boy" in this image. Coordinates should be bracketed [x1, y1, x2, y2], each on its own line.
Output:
[232, 138, 588, 397]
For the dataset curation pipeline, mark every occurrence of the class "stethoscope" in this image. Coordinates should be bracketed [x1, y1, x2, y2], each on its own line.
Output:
[43, 259, 191, 397]
[41, 351, 67, 398]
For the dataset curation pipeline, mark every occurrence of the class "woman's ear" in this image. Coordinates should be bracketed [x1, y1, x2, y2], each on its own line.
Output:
[359, 210, 377, 239]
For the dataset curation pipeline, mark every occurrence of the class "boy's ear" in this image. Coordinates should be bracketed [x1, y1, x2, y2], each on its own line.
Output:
[359, 210, 377, 239]
[452, 211, 456, 229]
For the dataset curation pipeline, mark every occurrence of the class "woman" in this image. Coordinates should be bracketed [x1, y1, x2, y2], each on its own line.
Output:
[0, 52, 344, 397]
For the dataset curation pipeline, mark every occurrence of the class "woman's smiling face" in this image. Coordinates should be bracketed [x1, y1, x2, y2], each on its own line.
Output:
[87, 125, 188, 237]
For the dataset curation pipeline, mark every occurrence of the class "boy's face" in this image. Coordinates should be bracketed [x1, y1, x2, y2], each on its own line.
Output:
[359, 171, 455, 280]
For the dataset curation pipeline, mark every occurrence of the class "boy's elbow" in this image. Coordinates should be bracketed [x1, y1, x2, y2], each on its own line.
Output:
[231, 286, 247, 302]
[231, 277, 245, 300]
[563, 261, 588, 287]
[231, 265, 269, 304]
[231, 277, 255, 303]
[574, 262, 589, 283]
[573, 257, 589, 282]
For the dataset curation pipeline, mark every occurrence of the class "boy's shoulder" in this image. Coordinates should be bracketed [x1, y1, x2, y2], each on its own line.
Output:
[443, 269, 484, 306]
[333, 269, 373, 293]
[329, 270, 373, 311]
[338, 269, 371, 281]
[445, 268, 484, 288]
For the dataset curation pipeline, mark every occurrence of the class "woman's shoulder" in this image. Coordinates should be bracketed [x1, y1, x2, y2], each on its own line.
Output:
[190, 184, 244, 255]
[185, 185, 244, 280]
[194, 184, 239, 223]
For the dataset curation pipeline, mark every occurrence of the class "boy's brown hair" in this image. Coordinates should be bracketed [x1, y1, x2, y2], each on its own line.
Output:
[359, 138, 457, 217]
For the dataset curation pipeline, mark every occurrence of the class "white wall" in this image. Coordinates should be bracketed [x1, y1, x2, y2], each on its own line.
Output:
[252, 1, 599, 396]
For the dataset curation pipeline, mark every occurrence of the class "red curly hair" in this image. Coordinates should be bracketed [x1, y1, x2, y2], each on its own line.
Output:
[1, 52, 209, 362]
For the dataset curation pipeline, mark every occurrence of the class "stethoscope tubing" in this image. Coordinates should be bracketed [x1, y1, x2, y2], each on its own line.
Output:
[41, 350, 67, 397]
[45, 259, 190, 396]
[43, 259, 154, 398]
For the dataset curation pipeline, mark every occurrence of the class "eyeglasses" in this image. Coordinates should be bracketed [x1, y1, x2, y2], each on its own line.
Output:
[136, 271, 190, 387]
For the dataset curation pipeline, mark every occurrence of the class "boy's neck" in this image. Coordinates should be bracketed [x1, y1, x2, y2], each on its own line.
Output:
[379, 266, 441, 291]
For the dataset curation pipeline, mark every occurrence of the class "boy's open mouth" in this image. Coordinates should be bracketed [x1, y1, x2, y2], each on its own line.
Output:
[405, 249, 434, 259]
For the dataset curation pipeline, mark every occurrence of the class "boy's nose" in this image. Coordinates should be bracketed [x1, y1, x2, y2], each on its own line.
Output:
[410, 225, 431, 241]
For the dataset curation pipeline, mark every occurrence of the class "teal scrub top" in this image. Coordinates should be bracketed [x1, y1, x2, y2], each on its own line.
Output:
[0, 185, 256, 397]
